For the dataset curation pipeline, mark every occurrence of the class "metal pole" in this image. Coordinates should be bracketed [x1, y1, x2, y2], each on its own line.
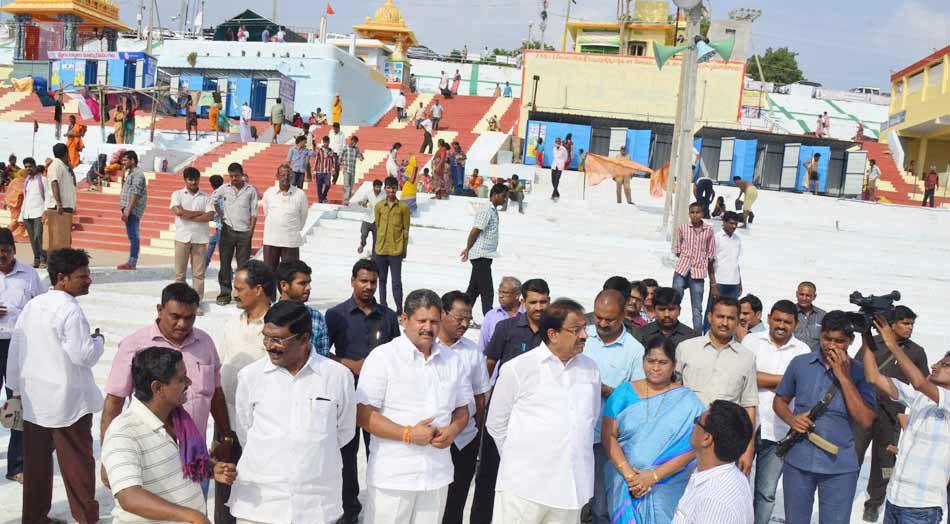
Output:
[667, 5, 702, 251]
[177, 0, 185, 34]
[561, 0, 572, 52]
[137, 0, 144, 39]
[273, 0, 278, 25]
[145, 0, 154, 55]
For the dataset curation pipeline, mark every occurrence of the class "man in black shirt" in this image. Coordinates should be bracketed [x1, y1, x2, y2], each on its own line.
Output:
[325, 259, 400, 524]
[471, 278, 551, 524]
[854, 306, 929, 523]
[633, 287, 697, 348]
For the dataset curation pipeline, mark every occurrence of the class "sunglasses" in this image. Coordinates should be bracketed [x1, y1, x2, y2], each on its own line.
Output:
[693, 415, 707, 431]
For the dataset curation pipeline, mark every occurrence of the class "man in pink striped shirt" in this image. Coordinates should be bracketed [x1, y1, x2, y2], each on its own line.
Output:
[673, 202, 717, 333]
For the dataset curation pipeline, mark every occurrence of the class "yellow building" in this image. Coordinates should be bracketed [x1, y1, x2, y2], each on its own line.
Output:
[566, 0, 684, 56]
[884, 45, 950, 175]
[353, 0, 418, 60]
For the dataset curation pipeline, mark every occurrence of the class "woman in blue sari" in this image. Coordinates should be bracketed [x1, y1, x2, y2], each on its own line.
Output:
[602, 335, 706, 524]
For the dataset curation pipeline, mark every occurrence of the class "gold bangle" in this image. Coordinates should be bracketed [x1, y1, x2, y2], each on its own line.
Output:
[652, 470, 659, 482]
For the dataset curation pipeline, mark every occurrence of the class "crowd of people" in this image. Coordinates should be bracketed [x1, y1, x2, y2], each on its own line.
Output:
[0, 136, 947, 524]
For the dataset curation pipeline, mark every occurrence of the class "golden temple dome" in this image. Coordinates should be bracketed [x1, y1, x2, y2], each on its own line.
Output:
[372, 0, 405, 27]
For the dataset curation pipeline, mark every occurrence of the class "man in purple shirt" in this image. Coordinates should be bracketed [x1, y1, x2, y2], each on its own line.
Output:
[478, 276, 522, 351]
[99, 283, 237, 485]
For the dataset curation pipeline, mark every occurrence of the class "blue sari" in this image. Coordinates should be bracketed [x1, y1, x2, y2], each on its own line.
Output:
[604, 383, 705, 524]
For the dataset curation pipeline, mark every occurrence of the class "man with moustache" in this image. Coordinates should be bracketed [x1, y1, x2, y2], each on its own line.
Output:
[478, 276, 523, 352]
[435, 291, 491, 524]
[215, 260, 275, 524]
[356, 289, 473, 523]
[228, 301, 356, 524]
[742, 300, 810, 524]
[583, 289, 645, 524]
[793, 281, 826, 352]
[276, 260, 329, 356]
[471, 278, 551, 524]
[633, 287, 697, 348]
[487, 299, 601, 522]
[736, 294, 765, 342]
[326, 259, 400, 524]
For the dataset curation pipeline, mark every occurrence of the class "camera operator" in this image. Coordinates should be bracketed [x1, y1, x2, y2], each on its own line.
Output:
[853, 306, 929, 522]
[773, 310, 877, 524]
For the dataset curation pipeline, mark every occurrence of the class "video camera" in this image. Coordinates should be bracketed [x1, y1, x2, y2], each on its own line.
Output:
[846, 290, 901, 333]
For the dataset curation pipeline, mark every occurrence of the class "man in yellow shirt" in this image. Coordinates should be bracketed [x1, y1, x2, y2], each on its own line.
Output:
[373, 176, 410, 316]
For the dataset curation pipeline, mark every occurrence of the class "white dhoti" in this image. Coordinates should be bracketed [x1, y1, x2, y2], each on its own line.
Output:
[239, 121, 252, 142]
[493, 491, 582, 524]
[364, 485, 449, 524]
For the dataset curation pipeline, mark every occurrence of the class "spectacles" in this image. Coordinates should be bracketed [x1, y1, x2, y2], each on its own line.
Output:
[693, 415, 707, 431]
[447, 312, 473, 325]
[262, 333, 302, 348]
[559, 325, 587, 336]
[934, 360, 950, 368]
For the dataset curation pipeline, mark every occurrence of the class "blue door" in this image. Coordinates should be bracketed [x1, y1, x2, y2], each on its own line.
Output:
[250, 79, 268, 120]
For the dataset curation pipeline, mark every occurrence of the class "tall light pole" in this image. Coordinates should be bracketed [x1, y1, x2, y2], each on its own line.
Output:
[561, 0, 572, 51]
[663, 0, 703, 250]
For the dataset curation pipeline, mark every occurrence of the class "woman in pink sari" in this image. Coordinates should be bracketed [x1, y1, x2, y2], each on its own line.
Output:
[431, 140, 449, 199]
[451, 69, 461, 96]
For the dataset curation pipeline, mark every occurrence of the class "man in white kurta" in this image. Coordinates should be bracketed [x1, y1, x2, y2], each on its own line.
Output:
[228, 300, 356, 524]
[356, 289, 474, 524]
[261, 165, 309, 270]
[487, 298, 601, 524]
[239, 102, 253, 142]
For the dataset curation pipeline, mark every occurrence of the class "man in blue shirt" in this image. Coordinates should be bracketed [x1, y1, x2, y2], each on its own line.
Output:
[583, 289, 645, 524]
[325, 259, 400, 524]
[774, 310, 877, 524]
[286, 136, 315, 189]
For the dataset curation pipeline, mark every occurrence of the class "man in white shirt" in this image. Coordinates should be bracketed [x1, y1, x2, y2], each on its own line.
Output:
[435, 291, 491, 524]
[229, 300, 356, 524]
[356, 289, 474, 524]
[261, 164, 309, 271]
[354, 179, 384, 256]
[703, 211, 742, 333]
[673, 400, 755, 524]
[0, 227, 45, 482]
[420, 115, 434, 154]
[215, 260, 275, 524]
[431, 99, 444, 131]
[866, 159, 882, 201]
[17, 158, 47, 268]
[44, 143, 77, 252]
[395, 91, 407, 122]
[329, 122, 346, 184]
[551, 137, 568, 201]
[742, 300, 810, 524]
[7, 247, 103, 523]
[170, 167, 214, 306]
[487, 298, 601, 523]
[412, 102, 425, 128]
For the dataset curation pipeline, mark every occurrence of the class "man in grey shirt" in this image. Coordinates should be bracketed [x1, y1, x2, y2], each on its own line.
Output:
[118, 150, 147, 270]
[215, 162, 258, 305]
[793, 281, 826, 352]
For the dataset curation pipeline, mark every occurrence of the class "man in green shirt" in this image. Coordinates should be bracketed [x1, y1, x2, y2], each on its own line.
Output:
[502, 174, 525, 213]
[269, 98, 285, 144]
[373, 176, 410, 317]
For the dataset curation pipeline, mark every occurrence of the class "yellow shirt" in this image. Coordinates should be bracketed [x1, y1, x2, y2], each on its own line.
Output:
[374, 198, 411, 256]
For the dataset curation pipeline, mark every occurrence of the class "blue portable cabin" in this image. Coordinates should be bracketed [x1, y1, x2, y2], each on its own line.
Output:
[167, 69, 295, 122]
[48, 51, 157, 91]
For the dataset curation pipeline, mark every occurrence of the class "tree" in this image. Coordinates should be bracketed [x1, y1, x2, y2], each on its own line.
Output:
[492, 40, 554, 57]
[746, 47, 804, 85]
[449, 48, 462, 60]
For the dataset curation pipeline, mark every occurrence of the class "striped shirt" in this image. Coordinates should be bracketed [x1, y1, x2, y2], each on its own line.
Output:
[672, 463, 753, 524]
[674, 221, 716, 279]
[102, 397, 205, 523]
[314, 146, 338, 174]
[886, 380, 950, 510]
[468, 204, 499, 260]
[309, 306, 330, 356]
[338, 144, 363, 177]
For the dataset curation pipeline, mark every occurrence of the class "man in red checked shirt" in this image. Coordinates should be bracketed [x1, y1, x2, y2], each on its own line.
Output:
[314, 135, 339, 204]
[673, 201, 716, 333]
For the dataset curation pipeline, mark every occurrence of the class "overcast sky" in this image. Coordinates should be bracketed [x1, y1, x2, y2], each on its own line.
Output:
[120, 0, 949, 90]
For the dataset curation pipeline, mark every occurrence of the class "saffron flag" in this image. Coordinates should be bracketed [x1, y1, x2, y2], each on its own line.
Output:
[326, 3, 335, 14]
[583, 153, 653, 187]
[650, 162, 671, 198]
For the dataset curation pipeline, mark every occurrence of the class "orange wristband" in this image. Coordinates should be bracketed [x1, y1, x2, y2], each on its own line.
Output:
[402, 425, 411, 444]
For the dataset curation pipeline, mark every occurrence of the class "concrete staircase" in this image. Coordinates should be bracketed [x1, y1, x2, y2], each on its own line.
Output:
[861, 140, 946, 207]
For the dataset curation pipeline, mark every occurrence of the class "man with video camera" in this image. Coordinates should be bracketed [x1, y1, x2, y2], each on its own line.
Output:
[854, 305, 930, 522]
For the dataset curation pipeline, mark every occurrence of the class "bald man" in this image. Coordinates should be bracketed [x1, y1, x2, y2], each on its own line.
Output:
[583, 288, 646, 524]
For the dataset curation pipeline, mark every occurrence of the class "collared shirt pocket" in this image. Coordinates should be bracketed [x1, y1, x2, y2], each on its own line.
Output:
[304, 396, 335, 437]
[185, 357, 216, 400]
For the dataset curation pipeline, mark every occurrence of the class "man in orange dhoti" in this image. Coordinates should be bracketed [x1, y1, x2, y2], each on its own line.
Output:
[65, 115, 86, 168]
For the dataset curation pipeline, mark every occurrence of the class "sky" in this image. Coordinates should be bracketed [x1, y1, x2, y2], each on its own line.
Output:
[117, 0, 950, 91]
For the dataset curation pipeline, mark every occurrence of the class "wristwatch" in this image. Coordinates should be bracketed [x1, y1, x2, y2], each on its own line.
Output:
[221, 434, 236, 445]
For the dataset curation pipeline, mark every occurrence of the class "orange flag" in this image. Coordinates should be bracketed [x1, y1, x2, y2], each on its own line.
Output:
[650, 162, 671, 198]
[326, 3, 335, 14]
[583, 153, 654, 187]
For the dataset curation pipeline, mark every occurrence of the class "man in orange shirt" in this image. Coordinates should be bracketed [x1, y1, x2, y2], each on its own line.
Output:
[65, 115, 86, 168]
[922, 168, 939, 208]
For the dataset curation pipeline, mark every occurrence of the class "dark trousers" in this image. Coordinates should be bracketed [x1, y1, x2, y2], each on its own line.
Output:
[217, 224, 253, 300]
[923, 188, 936, 207]
[465, 258, 493, 316]
[341, 429, 371, 521]
[696, 178, 715, 218]
[23, 217, 45, 265]
[23, 414, 99, 524]
[214, 438, 243, 524]
[421, 131, 433, 153]
[551, 168, 562, 199]
[855, 408, 901, 511]
[262, 245, 300, 271]
[442, 435, 481, 524]
[360, 222, 377, 251]
[292, 171, 305, 189]
[470, 432, 501, 524]
[373, 254, 404, 316]
[317, 172, 332, 202]
[0, 339, 23, 477]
